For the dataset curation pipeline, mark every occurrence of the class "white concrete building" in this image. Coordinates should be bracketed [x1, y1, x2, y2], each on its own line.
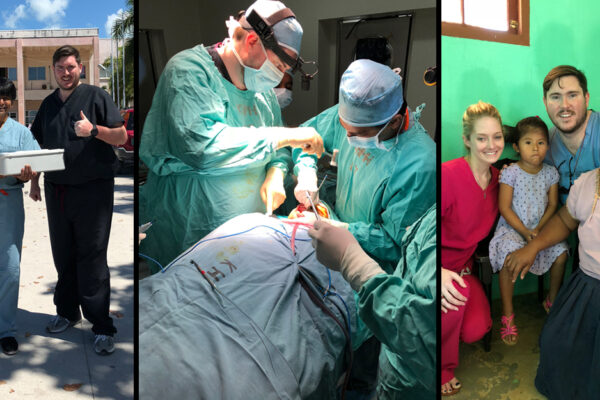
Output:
[0, 28, 101, 125]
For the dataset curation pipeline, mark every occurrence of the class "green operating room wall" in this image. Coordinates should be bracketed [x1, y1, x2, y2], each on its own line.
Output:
[441, 0, 600, 297]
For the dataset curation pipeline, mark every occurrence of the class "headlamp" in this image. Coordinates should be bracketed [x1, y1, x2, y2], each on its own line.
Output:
[241, 9, 318, 90]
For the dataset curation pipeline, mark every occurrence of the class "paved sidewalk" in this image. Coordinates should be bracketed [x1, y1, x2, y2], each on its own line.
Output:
[0, 174, 134, 399]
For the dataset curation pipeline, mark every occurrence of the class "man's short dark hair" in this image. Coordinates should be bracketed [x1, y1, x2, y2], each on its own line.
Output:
[0, 77, 17, 100]
[543, 65, 588, 97]
[52, 45, 81, 66]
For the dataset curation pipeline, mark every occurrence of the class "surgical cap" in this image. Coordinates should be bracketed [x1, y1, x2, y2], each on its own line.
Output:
[338, 59, 404, 127]
[244, 0, 303, 55]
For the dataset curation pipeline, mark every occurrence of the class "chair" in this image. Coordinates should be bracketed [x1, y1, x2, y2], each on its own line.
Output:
[473, 158, 544, 352]
[474, 223, 545, 352]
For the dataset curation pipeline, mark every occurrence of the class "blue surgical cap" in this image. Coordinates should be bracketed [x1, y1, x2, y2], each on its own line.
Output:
[245, 0, 303, 56]
[338, 59, 404, 127]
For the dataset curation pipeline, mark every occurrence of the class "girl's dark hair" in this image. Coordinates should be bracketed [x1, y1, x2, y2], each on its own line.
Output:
[0, 77, 17, 100]
[504, 116, 549, 144]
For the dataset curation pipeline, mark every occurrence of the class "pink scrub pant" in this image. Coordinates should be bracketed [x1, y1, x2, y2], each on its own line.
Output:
[441, 274, 492, 384]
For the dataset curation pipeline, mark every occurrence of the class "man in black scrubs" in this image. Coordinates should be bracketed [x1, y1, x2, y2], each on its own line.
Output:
[29, 45, 127, 355]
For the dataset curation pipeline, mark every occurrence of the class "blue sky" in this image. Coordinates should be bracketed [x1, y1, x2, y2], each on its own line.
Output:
[0, 0, 130, 38]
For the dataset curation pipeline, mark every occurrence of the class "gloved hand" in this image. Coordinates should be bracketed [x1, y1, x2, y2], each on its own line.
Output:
[308, 220, 384, 291]
[260, 166, 286, 215]
[276, 127, 324, 158]
[294, 167, 319, 208]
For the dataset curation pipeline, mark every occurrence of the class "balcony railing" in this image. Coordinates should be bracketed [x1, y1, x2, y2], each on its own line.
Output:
[0, 28, 98, 39]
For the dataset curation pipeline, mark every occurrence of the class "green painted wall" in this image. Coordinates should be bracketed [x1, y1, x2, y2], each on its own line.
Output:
[442, 0, 600, 162]
[441, 0, 598, 297]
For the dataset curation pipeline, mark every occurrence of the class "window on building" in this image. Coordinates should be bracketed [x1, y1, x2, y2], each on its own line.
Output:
[28, 66, 46, 81]
[9, 112, 17, 120]
[442, 0, 529, 46]
[81, 65, 86, 79]
[26, 110, 37, 126]
[99, 65, 111, 79]
[0, 67, 17, 81]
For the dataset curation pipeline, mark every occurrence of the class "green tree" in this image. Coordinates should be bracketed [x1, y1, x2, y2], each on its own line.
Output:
[102, 48, 133, 106]
[104, 0, 133, 106]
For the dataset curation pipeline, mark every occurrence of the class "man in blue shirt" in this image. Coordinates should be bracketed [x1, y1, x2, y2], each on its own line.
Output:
[542, 65, 600, 204]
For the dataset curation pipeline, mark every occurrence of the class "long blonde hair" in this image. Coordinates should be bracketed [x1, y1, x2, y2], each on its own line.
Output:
[462, 101, 503, 152]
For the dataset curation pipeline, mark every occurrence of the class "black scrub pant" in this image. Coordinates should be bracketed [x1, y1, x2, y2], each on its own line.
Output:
[44, 179, 116, 336]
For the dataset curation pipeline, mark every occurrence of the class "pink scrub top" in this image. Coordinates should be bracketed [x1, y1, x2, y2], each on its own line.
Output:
[441, 157, 499, 272]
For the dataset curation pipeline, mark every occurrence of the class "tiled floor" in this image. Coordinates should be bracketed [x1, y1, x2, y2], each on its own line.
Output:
[450, 293, 549, 400]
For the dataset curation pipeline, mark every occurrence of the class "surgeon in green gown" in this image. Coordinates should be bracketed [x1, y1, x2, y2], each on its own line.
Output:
[293, 59, 436, 270]
[308, 204, 436, 399]
[139, 0, 324, 268]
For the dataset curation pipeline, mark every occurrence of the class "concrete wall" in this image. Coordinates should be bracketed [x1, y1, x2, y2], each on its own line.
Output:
[139, 0, 436, 134]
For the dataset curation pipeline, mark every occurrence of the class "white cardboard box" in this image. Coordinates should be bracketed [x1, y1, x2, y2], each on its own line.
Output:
[0, 149, 65, 175]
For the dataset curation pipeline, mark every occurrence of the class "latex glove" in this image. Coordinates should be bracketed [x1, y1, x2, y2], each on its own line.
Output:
[276, 127, 324, 158]
[260, 166, 286, 215]
[29, 174, 42, 201]
[308, 220, 384, 291]
[294, 167, 319, 208]
[441, 268, 467, 313]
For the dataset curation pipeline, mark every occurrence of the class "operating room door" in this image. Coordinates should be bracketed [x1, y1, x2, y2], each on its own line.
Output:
[335, 13, 412, 103]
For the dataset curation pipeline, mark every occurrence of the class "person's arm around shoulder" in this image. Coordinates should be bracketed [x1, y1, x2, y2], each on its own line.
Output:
[74, 110, 127, 146]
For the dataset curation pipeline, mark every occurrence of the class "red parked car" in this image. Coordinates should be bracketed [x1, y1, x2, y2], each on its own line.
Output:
[114, 108, 134, 171]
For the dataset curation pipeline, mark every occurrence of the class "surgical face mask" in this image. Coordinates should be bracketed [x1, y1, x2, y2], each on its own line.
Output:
[346, 114, 405, 151]
[346, 119, 393, 150]
[231, 40, 284, 93]
[274, 88, 293, 109]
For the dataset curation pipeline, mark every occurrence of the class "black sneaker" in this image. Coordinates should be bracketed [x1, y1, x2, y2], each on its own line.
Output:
[1, 336, 18, 356]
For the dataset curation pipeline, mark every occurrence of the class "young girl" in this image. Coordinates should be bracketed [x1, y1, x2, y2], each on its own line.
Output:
[489, 116, 568, 346]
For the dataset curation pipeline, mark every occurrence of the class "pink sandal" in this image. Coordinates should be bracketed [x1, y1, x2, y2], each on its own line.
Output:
[543, 297, 553, 314]
[500, 314, 518, 345]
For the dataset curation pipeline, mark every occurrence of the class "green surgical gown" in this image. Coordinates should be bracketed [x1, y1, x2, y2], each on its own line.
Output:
[294, 104, 436, 270]
[139, 45, 291, 268]
[358, 205, 436, 399]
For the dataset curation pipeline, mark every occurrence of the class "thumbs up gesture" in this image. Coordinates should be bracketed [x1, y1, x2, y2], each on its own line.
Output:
[74, 110, 93, 137]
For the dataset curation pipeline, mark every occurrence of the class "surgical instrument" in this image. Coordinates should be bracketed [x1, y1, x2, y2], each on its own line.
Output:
[317, 174, 328, 192]
[140, 221, 153, 233]
[306, 190, 321, 221]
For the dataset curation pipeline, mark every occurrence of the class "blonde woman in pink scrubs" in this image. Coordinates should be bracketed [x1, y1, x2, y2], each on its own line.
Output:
[440, 101, 505, 396]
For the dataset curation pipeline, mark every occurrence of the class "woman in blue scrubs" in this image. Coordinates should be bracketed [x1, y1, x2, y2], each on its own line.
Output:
[0, 78, 40, 355]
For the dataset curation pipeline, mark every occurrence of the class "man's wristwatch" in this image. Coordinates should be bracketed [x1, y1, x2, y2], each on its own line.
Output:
[90, 123, 99, 137]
